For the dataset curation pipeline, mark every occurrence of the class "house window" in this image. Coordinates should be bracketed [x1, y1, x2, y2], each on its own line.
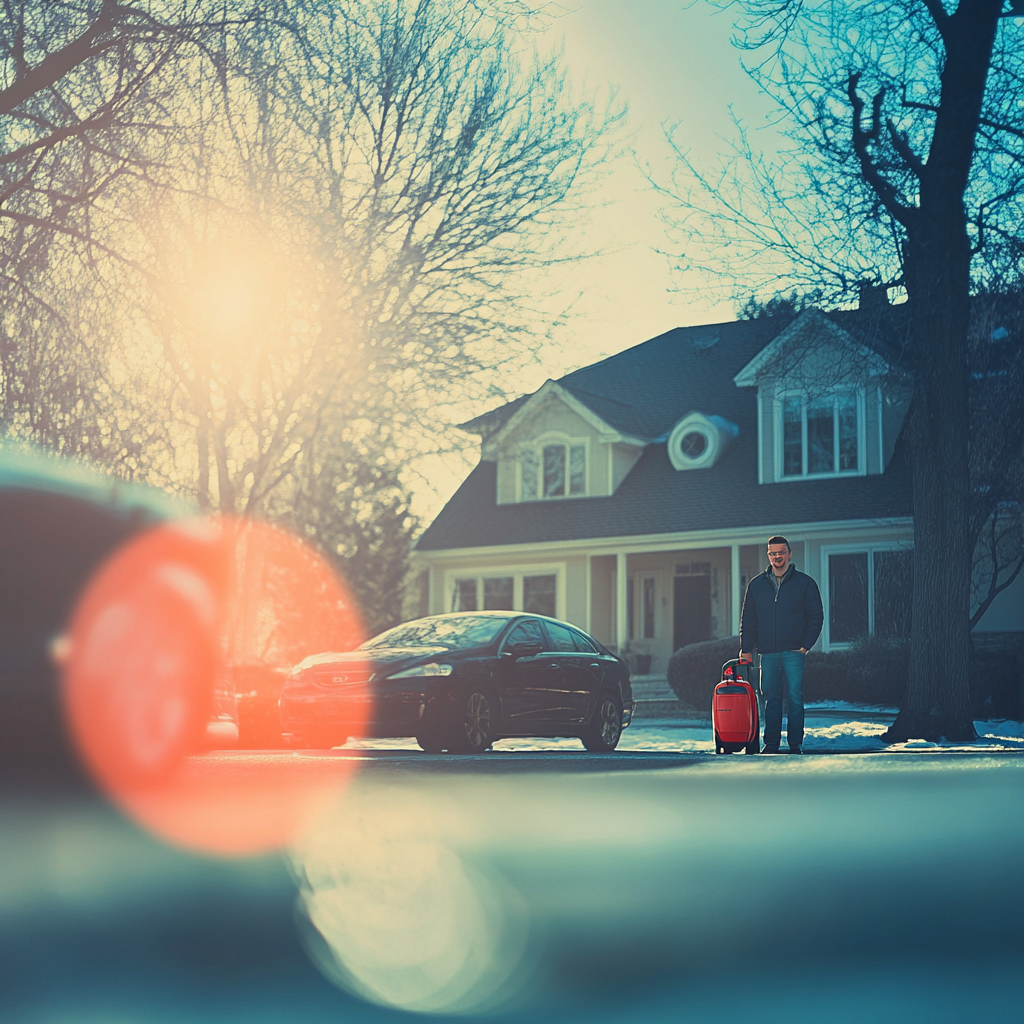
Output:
[453, 578, 478, 612]
[780, 392, 861, 478]
[826, 547, 912, 647]
[450, 568, 561, 617]
[483, 576, 514, 610]
[520, 440, 586, 499]
[523, 574, 557, 616]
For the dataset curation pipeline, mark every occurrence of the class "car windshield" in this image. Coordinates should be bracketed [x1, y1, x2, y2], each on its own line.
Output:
[359, 615, 511, 651]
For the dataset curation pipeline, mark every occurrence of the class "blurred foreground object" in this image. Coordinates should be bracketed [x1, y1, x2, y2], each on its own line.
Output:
[62, 514, 365, 855]
[0, 445, 189, 777]
[293, 757, 1024, 1017]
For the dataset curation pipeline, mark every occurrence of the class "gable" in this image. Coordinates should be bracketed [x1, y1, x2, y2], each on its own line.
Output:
[733, 310, 893, 389]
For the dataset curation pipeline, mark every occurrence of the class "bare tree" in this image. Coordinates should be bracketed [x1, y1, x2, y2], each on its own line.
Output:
[660, 1, 1024, 741]
[0, 0, 266, 460]
[129, 1, 620, 508]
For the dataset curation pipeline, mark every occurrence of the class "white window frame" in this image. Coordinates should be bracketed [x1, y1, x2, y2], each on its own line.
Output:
[517, 433, 590, 502]
[819, 542, 913, 651]
[773, 388, 867, 482]
[445, 562, 567, 620]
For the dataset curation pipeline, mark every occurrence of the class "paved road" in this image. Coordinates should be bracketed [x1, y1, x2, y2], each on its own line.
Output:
[4, 745, 1023, 1023]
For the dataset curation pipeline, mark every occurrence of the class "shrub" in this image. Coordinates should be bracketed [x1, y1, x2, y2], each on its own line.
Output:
[666, 635, 908, 708]
[667, 637, 742, 709]
[666, 634, 1021, 718]
[970, 648, 1021, 719]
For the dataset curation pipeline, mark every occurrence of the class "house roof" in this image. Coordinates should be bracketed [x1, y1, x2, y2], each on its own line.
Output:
[419, 312, 913, 552]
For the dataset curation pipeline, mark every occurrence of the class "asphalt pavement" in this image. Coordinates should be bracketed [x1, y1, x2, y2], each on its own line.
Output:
[3, 724, 1023, 1023]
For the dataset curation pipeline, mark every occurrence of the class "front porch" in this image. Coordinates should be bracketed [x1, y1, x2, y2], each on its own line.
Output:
[586, 545, 765, 674]
[416, 524, 915, 668]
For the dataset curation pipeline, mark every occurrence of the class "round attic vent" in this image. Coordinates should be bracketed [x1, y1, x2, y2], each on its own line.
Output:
[668, 413, 738, 471]
[680, 431, 707, 459]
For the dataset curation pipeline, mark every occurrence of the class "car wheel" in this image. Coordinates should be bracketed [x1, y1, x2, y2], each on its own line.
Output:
[450, 687, 495, 754]
[715, 730, 727, 754]
[582, 692, 622, 752]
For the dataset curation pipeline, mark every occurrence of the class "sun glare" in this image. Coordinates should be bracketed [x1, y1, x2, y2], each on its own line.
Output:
[188, 246, 277, 340]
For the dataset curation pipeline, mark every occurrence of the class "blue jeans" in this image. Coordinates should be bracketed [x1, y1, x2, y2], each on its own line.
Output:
[759, 651, 805, 750]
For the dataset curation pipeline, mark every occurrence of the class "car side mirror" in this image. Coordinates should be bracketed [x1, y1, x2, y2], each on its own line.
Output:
[505, 641, 543, 659]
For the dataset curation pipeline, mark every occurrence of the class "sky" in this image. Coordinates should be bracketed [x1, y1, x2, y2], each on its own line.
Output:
[415, 1, 784, 517]
[527, 0, 782, 372]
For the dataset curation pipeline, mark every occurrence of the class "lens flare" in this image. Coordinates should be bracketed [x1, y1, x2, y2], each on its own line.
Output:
[62, 516, 365, 856]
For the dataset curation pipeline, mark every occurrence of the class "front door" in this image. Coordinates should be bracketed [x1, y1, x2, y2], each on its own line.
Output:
[673, 575, 711, 652]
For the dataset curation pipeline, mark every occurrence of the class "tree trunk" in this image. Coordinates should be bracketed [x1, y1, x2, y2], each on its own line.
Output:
[882, 1, 1001, 742]
[884, 237, 975, 741]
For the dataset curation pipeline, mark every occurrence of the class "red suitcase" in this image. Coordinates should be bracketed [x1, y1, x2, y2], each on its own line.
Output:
[713, 659, 760, 754]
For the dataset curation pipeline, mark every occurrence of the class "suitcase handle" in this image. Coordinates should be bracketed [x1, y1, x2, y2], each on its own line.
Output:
[721, 658, 754, 685]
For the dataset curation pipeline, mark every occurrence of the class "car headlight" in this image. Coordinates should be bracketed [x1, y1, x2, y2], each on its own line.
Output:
[387, 663, 454, 679]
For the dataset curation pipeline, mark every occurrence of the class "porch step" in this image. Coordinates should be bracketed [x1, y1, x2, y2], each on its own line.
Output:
[630, 674, 677, 701]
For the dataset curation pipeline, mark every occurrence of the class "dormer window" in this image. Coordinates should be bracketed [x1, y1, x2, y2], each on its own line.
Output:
[520, 439, 587, 500]
[778, 391, 862, 478]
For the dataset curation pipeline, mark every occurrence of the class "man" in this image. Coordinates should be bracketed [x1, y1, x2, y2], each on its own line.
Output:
[739, 536, 823, 754]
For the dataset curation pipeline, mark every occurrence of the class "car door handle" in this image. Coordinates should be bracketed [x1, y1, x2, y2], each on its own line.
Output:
[589, 662, 601, 669]
[548, 662, 560, 670]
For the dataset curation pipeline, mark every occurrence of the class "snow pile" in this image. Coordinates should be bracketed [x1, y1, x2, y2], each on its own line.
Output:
[342, 712, 1024, 754]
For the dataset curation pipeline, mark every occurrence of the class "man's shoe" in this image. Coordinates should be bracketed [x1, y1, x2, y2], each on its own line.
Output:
[788, 745, 802, 754]
[760, 747, 779, 754]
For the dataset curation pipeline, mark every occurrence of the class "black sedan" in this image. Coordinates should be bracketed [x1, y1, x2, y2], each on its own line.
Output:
[279, 611, 635, 753]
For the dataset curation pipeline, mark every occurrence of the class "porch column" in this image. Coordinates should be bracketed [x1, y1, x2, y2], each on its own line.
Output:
[615, 551, 628, 654]
[585, 555, 593, 635]
[731, 543, 741, 636]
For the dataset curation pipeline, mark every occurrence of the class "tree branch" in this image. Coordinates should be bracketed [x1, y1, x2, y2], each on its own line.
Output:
[847, 73, 916, 227]
[920, 0, 952, 39]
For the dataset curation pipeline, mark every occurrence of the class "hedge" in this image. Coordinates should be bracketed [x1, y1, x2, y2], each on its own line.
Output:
[666, 636, 1021, 719]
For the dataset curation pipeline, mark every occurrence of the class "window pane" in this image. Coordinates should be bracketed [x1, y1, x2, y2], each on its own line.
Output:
[364, 614, 509, 650]
[523, 574, 556, 617]
[483, 576, 514, 610]
[569, 444, 586, 495]
[874, 550, 913, 639]
[543, 445, 565, 497]
[807, 397, 835, 474]
[544, 621, 576, 652]
[642, 577, 656, 639]
[521, 449, 538, 499]
[571, 629, 599, 654]
[783, 396, 803, 476]
[829, 553, 868, 643]
[453, 578, 478, 612]
[506, 619, 544, 648]
[838, 393, 858, 471]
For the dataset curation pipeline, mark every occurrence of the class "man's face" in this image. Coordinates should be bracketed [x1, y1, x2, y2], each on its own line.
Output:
[767, 543, 791, 575]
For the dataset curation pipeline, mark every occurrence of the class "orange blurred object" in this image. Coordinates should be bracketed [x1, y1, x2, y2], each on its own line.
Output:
[62, 516, 365, 856]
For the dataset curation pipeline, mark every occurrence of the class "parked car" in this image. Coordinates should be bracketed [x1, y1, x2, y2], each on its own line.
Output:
[279, 611, 635, 753]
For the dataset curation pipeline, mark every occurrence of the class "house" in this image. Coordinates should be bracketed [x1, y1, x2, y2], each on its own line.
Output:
[412, 308, 1023, 671]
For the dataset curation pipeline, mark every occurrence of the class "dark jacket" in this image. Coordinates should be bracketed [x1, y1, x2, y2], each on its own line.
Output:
[740, 565, 824, 655]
